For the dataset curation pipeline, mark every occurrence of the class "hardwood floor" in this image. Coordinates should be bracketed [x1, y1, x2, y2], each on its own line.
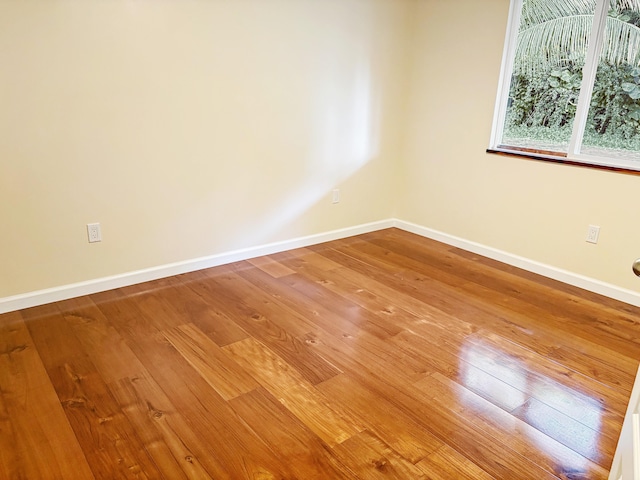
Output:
[1, 228, 639, 479]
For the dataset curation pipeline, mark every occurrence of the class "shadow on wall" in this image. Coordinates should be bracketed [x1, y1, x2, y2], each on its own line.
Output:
[248, 56, 382, 244]
[165, 41, 385, 255]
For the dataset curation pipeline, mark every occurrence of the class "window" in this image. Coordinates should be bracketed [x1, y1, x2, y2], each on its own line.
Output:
[489, 0, 640, 172]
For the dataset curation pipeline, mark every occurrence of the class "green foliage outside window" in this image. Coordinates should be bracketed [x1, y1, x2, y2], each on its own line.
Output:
[502, 0, 640, 155]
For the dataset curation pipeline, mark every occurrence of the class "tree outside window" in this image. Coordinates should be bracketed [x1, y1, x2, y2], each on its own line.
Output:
[491, 0, 640, 171]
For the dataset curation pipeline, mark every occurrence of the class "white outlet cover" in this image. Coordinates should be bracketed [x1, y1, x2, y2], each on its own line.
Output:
[87, 223, 102, 243]
[586, 225, 600, 244]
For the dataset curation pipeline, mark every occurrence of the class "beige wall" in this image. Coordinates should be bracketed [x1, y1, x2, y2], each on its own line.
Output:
[3, 0, 639, 302]
[399, 0, 640, 294]
[0, 0, 410, 297]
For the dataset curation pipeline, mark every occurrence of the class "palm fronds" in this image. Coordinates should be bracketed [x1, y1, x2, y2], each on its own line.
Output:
[520, 0, 595, 28]
[612, 0, 640, 13]
[515, 3, 640, 76]
[602, 16, 640, 65]
[515, 15, 594, 74]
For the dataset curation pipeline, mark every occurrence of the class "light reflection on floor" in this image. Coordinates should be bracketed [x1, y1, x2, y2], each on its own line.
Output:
[459, 339, 603, 465]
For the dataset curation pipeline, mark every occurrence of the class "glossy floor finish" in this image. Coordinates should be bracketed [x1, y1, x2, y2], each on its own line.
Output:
[1, 228, 639, 479]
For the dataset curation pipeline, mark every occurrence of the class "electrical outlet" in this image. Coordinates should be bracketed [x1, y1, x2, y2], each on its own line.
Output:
[87, 223, 102, 243]
[332, 188, 341, 204]
[586, 224, 600, 244]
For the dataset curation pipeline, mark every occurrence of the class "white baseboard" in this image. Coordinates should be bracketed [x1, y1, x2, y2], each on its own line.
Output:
[3, 217, 639, 315]
[0, 219, 394, 315]
[395, 219, 640, 308]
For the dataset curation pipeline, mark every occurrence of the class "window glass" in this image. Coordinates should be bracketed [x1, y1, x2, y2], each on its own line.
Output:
[491, 0, 640, 171]
[582, 4, 640, 158]
[502, 1, 594, 154]
[503, 0, 595, 153]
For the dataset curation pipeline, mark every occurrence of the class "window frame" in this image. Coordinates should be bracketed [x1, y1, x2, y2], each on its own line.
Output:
[488, 0, 640, 174]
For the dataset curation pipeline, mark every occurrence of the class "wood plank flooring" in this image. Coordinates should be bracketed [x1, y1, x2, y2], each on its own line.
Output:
[1, 228, 640, 479]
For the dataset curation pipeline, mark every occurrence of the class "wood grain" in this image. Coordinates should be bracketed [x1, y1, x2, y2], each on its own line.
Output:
[163, 323, 258, 400]
[1, 227, 638, 479]
[417, 444, 495, 480]
[223, 337, 363, 447]
[228, 387, 356, 479]
[110, 372, 218, 479]
[0, 312, 94, 480]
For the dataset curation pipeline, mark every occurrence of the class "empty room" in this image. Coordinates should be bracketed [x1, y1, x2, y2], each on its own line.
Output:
[2, 0, 640, 478]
